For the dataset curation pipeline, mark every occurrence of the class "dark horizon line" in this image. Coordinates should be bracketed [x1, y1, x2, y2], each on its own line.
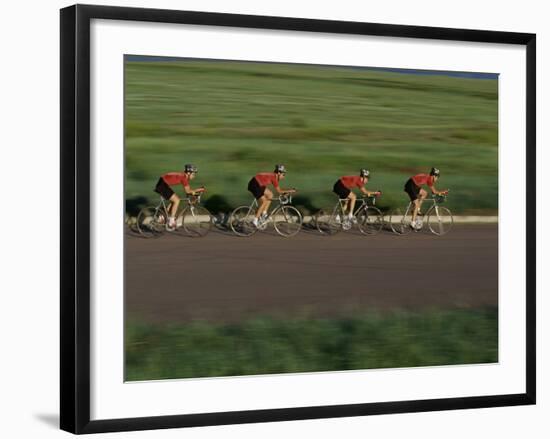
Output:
[124, 54, 499, 80]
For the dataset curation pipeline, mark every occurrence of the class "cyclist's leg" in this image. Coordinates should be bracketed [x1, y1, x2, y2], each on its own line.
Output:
[418, 189, 428, 212]
[411, 189, 427, 224]
[256, 188, 273, 218]
[154, 178, 179, 227]
[340, 200, 348, 219]
[347, 192, 357, 218]
[168, 193, 180, 226]
[248, 178, 269, 219]
[333, 180, 351, 218]
[404, 178, 421, 223]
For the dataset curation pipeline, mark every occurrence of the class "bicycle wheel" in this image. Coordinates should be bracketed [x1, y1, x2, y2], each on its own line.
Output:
[229, 206, 258, 237]
[179, 205, 212, 237]
[427, 206, 453, 236]
[273, 206, 302, 237]
[314, 209, 341, 235]
[126, 213, 138, 235]
[136, 206, 166, 238]
[357, 206, 384, 235]
[389, 208, 413, 235]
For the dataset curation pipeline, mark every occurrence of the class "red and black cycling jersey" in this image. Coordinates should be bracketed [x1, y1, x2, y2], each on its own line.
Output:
[411, 174, 435, 188]
[161, 172, 189, 188]
[254, 172, 280, 188]
[339, 175, 365, 190]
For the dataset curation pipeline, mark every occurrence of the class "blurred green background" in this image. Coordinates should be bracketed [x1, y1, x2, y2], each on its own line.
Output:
[126, 307, 498, 380]
[124, 59, 498, 216]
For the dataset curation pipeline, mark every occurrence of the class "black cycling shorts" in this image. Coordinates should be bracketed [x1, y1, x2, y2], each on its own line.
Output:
[248, 177, 266, 200]
[154, 177, 175, 200]
[404, 178, 421, 201]
[333, 179, 351, 199]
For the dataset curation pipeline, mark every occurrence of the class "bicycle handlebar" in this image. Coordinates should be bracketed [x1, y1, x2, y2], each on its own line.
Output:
[279, 193, 293, 204]
[358, 191, 382, 205]
[186, 193, 203, 203]
[431, 193, 448, 203]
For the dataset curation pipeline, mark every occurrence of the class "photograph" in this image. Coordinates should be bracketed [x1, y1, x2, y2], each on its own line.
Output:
[124, 56, 499, 381]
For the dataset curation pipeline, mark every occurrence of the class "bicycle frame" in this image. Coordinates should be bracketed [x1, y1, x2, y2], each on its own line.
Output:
[402, 196, 444, 219]
[330, 196, 376, 218]
[155, 194, 203, 213]
[230, 193, 301, 237]
[246, 194, 294, 219]
[151, 197, 170, 218]
[148, 195, 205, 229]
[182, 194, 204, 215]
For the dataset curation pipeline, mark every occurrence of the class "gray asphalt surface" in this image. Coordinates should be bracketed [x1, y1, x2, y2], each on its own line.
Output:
[125, 225, 498, 323]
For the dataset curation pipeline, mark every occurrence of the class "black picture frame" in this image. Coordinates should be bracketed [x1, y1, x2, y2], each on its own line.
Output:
[60, 4, 536, 434]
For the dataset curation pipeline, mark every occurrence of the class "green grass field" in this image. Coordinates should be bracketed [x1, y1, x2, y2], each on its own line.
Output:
[125, 59, 498, 215]
[125, 307, 498, 381]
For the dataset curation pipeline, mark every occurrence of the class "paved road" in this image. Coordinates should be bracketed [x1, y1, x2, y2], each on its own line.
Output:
[125, 225, 498, 323]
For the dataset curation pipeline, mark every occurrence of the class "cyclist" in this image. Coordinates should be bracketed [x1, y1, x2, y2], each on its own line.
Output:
[404, 167, 448, 229]
[333, 169, 381, 222]
[247, 164, 296, 227]
[154, 164, 205, 230]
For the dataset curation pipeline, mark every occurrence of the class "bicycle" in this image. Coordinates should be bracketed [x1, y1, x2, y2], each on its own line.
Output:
[135, 194, 212, 238]
[314, 194, 384, 235]
[229, 193, 302, 237]
[389, 193, 453, 235]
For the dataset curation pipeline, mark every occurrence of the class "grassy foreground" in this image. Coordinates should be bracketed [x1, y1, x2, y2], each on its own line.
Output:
[125, 307, 498, 381]
[125, 59, 498, 215]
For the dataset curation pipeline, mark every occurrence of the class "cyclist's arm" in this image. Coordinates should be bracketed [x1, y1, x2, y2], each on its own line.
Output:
[275, 186, 296, 194]
[429, 185, 448, 196]
[360, 187, 380, 197]
[182, 184, 205, 195]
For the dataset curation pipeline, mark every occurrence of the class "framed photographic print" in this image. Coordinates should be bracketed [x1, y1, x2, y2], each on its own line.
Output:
[60, 4, 536, 434]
